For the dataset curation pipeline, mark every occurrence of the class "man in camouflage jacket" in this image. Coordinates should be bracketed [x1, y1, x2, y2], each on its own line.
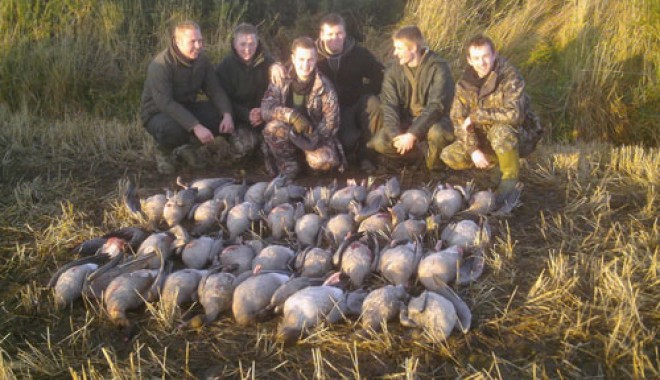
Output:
[441, 35, 542, 198]
[367, 25, 455, 171]
[261, 37, 343, 180]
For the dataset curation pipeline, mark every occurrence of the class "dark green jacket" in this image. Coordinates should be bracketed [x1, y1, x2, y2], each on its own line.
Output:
[140, 42, 231, 131]
[380, 48, 454, 139]
[216, 43, 274, 124]
[451, 56, 538, 154]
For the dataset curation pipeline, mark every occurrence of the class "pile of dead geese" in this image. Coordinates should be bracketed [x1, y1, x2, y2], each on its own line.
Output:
[49, 174, 522, 344]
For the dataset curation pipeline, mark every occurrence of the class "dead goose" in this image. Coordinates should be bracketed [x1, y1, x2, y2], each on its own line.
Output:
[463, 189, 496, 216]
[244, 181, 269, 205]
[333, 232, 379, 287]
[186, 177, 235, 203]
[354, 176, 401, 223]
[390, 214, 441, 242]
[252, 244, 296, 272]
[276, 272, 366, 345]
[161, 268, 207, 308]
[267, 202, 304, 241]
[213, 176, 247, 210]
[396, 188, 433, 219]
[329, 178, 368, 214]
[417, 244, 462, 288]
[359, 284, 409, 334]
[181, 236, 223, 269]
[378, 238, 424, 287]
[232, 271, 290, 326]
[294, 201, 328, 248]
[440, 219, 491, 249]
[304, 180, 337, 210]
[189, 198, 224, 236]
[226, 201, 262, 241]
[324, 212, 356, 247]
[293, 246, 334, 278]
[217, 243, 257, 275]
[163, 186, 198, 227]
[432, 182, 472, 220]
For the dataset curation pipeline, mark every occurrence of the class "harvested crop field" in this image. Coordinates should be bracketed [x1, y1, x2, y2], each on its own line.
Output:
[1, 130, 657, 378]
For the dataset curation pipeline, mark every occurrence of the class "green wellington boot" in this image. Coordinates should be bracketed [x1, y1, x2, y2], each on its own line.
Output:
[494, 148, 520, 202]
[175, 143, 206, 170]
[155, 146, 177, 174]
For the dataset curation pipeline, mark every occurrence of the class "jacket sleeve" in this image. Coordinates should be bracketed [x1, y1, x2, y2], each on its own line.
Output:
[380, 66, 403, 138]
[450, 87, 479, 154]
[216, 61, 251, 123]
[202, 60, 232, 118]
[408, 62, 454, 139]
[470, 67, 525, 126]
[315, 86, 340, 141]
[147, 61, 199, 131]
[362, 49, 384, 95]
[261, 82, 294, 124]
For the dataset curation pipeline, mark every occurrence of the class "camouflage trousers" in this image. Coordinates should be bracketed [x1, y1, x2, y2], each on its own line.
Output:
[441, 123, 518, 170]
[366, 97, 454, 170]
[262, 120, 340, 178]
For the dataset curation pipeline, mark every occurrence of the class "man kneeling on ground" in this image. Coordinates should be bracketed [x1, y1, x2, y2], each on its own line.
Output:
[367, 25, 455, 172]
[441, 34, 543, 202]
[140, 20, 234, 174]
[260, 37, 343, 180]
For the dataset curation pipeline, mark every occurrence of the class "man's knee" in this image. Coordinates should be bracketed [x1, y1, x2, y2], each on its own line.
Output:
[145, 114, 190, 149]
[488, 124, 519, 154]
[305, 145, 339, 171]
[441, 143, 472, 170]
[428, 122, 454, 147]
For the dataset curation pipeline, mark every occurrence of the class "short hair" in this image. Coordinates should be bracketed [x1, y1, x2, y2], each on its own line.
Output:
[233, 23, 258, 40]
[291, 36, 316, 54]
[393, 25, 426, 49]
[465, 34, 496, 56]
[320, 13, 346, 29]
[173, 20, 200, 38]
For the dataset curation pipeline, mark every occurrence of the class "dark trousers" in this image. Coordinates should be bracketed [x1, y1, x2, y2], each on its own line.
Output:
[143, 101, 221, 150]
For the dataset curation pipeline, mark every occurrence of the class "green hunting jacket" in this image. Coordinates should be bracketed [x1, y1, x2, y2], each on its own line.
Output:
[216, 43, 274, 125]
[380, 48, 454, 140]
[451, 56, 534, 154]
[140, 41, 231, 131]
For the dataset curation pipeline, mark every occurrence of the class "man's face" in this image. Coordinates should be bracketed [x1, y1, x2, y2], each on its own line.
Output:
[320, 24, 346, 54]
[175, 28, 204, 60]
[393, 39, 417, 66]
[292, 47, 317, 81]
[233, 33, 258, 62]
[467, 44, 496, 78]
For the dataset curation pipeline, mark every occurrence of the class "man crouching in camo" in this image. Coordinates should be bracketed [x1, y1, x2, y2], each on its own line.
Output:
[261, 37, 344, 181]
[441, 34, 543, 203]
[140, 20, 234, 174]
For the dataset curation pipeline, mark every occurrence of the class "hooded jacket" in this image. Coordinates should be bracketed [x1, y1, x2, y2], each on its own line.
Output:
[316, 36, 384, 106]
[216, 42, 274, 124]
[451, 56, 536, 154]
[380, 48, 454, 139]
[140, 39, 231, 131]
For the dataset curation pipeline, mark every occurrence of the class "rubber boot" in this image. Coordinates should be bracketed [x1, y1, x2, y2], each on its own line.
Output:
[495, 148, 520, 200]
[155, 146, 176, 174]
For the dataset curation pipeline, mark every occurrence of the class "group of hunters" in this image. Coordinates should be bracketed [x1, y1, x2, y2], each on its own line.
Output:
[140, 15, 543, 205]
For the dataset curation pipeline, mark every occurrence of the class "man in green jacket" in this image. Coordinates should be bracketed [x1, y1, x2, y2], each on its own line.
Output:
[216, 23, 276, 162]
[140, 20, 234, 174]
[367, 25, 454, 171]
[441, 35, 542, 201]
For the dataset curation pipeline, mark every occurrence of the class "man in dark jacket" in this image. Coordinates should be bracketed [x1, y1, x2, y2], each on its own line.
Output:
[441, 35, 542, 201]
[261, 37, 342, 181]
[140, 20, 234, 174]
[216, 23, 276, 161]
[316, 13, 384, 171]
[367, 25, 455, 171]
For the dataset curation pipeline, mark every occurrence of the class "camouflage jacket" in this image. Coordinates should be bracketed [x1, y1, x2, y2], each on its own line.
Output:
[261, 68, 340, 143]
[451, 56, 537, 154]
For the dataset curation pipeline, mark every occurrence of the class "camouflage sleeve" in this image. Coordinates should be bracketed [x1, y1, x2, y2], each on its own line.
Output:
[315, 85, 340, 141]
[450, 86, 479, 154]
[470, 67, 526, 126]
[260, 82, 294, 124]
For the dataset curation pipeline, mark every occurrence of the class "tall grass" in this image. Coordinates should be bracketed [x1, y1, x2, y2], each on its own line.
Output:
[407, 0, 659, 145]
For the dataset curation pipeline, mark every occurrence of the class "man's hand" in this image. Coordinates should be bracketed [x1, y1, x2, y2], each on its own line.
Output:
[219, 113, 234, 134]
[392, 133, 417, 155]
[269, 62, 286, 87]
[461, 116, 472, 130]
[249, 108, 263, 127]
[192, 124, 214, 144]
[290, 111, 312, 134]
[471, 149, 490, 168]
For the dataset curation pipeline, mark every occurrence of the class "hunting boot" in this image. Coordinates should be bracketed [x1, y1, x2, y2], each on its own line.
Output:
[494, 148, 520, 203]
[155, 146, 176, 175]
[175, 143, 206, 170]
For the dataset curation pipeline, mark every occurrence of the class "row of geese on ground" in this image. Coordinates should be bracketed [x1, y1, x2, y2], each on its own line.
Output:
[49, 174, 522, 344]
